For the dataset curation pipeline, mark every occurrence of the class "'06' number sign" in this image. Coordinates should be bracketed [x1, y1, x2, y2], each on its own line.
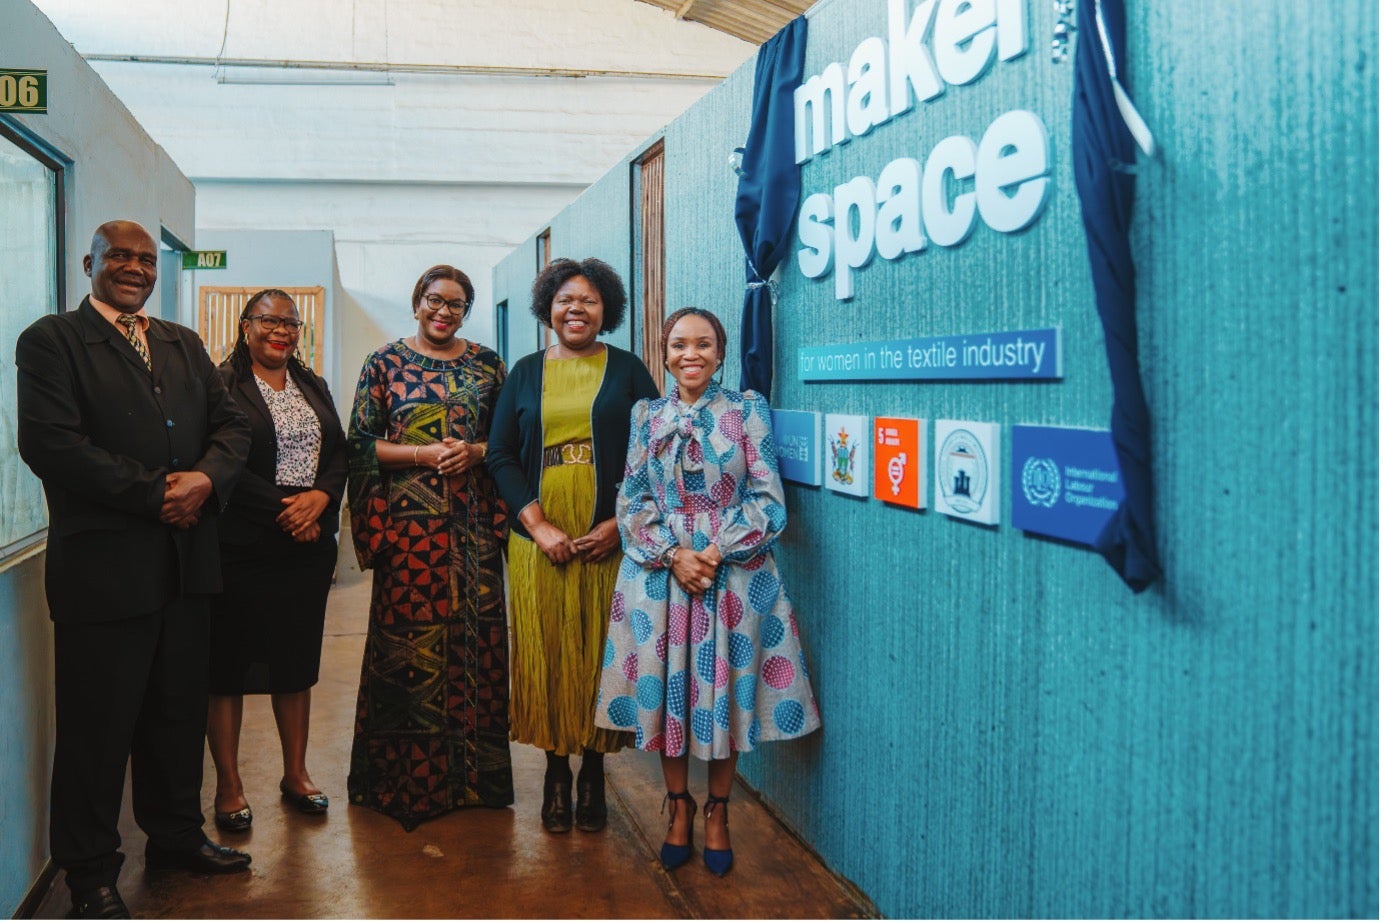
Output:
[0, 70, 46, 113]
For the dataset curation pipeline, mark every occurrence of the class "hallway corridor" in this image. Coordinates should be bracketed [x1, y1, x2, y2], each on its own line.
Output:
[32, 556, 871, 919]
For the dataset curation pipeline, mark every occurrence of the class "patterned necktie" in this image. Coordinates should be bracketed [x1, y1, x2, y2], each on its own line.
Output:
[117, 313, 151, 370]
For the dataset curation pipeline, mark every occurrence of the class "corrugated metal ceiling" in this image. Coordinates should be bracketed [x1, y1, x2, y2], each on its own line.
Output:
[634, 0, 813, 44]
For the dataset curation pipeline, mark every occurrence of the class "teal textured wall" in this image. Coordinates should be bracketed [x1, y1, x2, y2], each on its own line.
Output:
[493, 229, 541, 363]
[494, 0, 1378, 916]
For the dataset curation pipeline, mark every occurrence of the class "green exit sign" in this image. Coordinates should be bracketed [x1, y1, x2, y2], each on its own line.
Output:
[182, 250, 228, 270]
[0, 69, 46, 113]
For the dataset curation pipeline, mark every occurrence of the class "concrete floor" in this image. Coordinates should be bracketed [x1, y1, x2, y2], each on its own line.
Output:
[33, 555, 871, 919]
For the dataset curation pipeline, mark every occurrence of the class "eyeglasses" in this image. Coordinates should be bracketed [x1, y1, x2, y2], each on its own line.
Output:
[248, 315, 303, 333]
[421, 293, 468, 316]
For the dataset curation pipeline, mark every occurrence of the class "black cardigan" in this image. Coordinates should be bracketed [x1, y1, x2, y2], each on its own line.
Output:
[487, 345, 659, 540]
[216, 361, 348, 545]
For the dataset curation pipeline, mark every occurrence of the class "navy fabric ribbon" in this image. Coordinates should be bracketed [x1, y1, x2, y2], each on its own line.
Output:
[1072, 0, 1162, 592]
[734, 15, 808, 401]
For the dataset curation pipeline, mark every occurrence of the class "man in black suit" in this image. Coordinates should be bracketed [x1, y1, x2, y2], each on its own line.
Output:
[16, 221, 254, 920]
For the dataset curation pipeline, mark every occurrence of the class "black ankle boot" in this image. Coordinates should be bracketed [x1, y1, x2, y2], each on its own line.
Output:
[541, 754, 573, 834]
[575, 768, 607, 832]
[541, 777, 573, 833]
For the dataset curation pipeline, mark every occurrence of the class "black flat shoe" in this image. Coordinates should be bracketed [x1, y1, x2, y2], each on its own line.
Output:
[574, 772, 607, 832]
[145, 839, 251, 874]
[279, 781, 328, 814]
[68, 885, 129, 919]
[214, 805, 253, 832]
[541, 777, 573, 833]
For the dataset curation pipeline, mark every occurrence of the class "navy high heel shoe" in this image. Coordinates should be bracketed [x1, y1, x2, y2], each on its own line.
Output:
[702, 794, 733, 876]
[660, 790, 697, 870]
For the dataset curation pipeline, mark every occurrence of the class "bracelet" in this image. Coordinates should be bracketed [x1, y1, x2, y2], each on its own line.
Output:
[413, 445, 421, 466]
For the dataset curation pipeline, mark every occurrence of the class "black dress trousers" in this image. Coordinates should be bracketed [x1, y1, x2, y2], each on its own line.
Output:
[50, 592, 211, 890]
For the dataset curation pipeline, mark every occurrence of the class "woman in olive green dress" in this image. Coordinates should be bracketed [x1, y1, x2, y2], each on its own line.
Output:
[487, 258, 659, 833]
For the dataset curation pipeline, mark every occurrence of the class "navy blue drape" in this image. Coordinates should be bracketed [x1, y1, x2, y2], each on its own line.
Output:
[734, 15, 808, 401]
[1072, 0, 1162, 591]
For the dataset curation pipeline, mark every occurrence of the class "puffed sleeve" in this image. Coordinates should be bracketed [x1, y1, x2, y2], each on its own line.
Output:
[345, 351, 391, 569]
[616, 398, 680, 569]
[716, 390, 788, 564]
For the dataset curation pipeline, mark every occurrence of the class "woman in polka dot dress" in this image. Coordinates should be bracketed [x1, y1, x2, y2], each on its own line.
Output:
[595, 308, 821, 876]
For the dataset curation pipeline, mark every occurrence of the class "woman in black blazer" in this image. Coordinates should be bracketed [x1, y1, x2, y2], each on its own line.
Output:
[208, 289, 347, 831]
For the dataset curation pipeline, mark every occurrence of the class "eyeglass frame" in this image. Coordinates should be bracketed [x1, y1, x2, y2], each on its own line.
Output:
[245, 314, 304, 333]
[419, 293, 471, 317]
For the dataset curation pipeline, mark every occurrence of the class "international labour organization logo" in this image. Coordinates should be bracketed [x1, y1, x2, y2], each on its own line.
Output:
[829, 426, 857, 485]
[938, 428, 987, 514]
[1020, 456, 1061, 508]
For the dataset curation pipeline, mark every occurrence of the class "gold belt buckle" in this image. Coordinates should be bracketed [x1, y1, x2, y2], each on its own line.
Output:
[560, 442, 592, 465]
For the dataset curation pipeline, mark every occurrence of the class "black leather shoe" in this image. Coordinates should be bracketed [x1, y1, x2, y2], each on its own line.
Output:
[574, 772, 607, 832]
[145, 839, 251, 874]
[540, 777, 573, 833]
[279, 781, 328, 814]
[68, 885, 130, 919]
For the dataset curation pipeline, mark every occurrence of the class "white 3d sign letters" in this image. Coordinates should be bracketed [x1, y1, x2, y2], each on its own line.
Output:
[794, 0, 1051, 300]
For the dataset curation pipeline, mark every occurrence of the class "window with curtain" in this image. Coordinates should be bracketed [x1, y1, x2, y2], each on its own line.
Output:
[0, 123, 61, 561]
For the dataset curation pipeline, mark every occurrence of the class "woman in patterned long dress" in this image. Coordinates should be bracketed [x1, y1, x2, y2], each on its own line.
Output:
[346, 265, 513, 830]
[595, 308, 821, 876]
[487, 258, 658, 834]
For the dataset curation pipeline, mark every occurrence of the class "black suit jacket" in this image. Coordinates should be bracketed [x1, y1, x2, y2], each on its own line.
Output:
[216, 361, 347, 545]
[16, 297, 251, 622]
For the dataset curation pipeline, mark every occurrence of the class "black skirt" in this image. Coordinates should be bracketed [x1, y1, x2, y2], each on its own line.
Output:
[209, 531, 336, 695]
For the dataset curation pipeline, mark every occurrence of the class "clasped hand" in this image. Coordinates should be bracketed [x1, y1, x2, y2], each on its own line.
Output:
[531, 517, 620, 566]
[420, 437, 484, 477]
[671, 544, 722, 596]
[160, 470, 212, 529]
[278, 489, 330, 543]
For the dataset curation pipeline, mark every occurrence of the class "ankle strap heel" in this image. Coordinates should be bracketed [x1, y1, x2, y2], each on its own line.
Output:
[660, 791, 697, 870]
[702, 795, 733, 876]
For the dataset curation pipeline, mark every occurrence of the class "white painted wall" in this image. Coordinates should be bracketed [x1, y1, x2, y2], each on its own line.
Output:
[29, 0, 754, 390]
